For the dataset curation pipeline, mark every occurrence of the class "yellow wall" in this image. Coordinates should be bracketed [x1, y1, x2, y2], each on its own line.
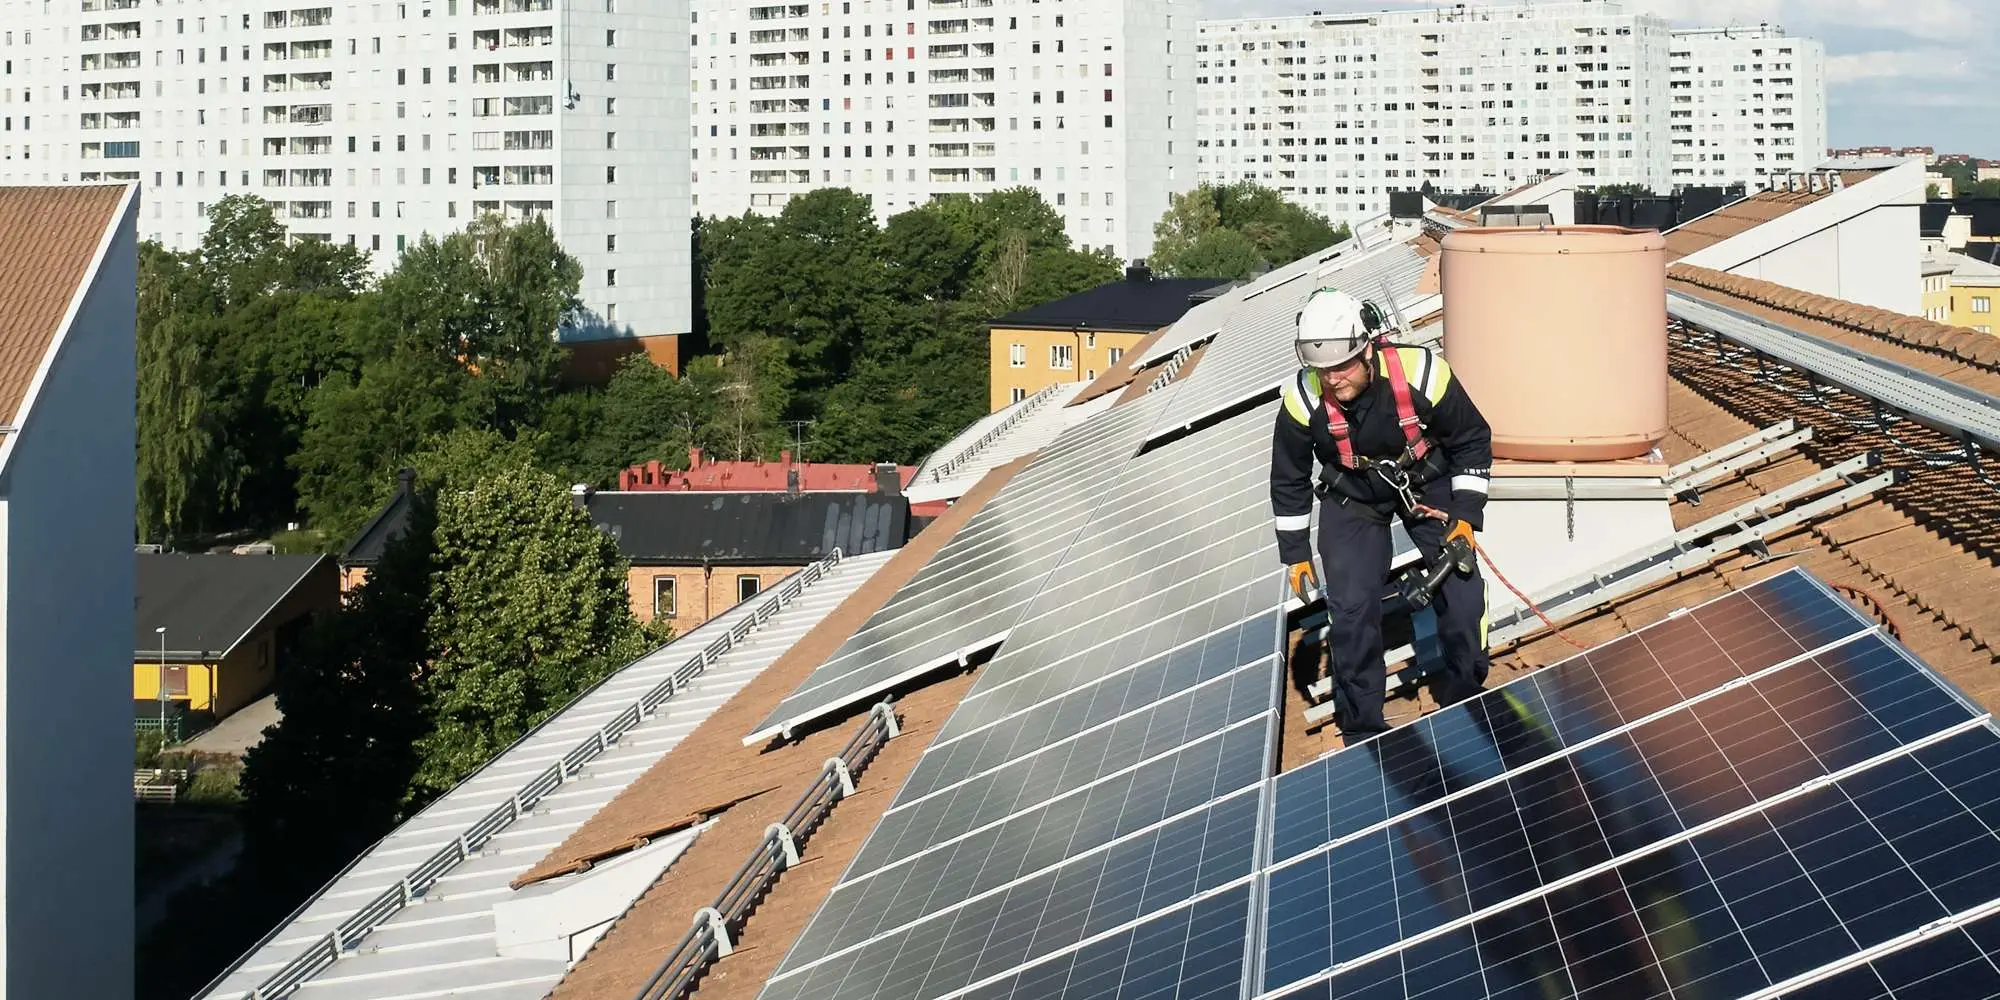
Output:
[626, 564, 801, 633]
[988, 326, 1150, 412]
[133, 662, 219, 713]
[1949, 284, 1998, 335]
[1922, 270, 1953, 324]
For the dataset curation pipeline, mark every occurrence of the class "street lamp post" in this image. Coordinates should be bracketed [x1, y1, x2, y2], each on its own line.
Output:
[154, 626, 169, 743]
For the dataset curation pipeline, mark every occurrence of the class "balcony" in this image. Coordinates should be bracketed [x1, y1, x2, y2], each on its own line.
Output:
[501, 26, 551, 48]
[505, 61, 553, 83]
[502, 129, 554, 150]
[291, 8, 333, 27]
[290, 104, 333, 125]
[502, 95, 552, 115]
[288, 201, 333, 221]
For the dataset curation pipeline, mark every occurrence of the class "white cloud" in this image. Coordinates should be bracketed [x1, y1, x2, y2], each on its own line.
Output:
[1827, 48, 1975, 85]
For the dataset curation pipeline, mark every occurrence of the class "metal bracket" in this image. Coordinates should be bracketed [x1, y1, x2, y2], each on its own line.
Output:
[695, 906, 733, 958]
[871, 700, 901, 739]
[767, 822, 800, 869]
[825, 757, 856, 798]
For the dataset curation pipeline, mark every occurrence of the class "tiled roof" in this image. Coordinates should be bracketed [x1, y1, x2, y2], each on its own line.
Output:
[618, 452, 916, 493]
[1668, 264, 2000, 374]
[1662, 189, 1832, 262]
[0, 185, 127, 440]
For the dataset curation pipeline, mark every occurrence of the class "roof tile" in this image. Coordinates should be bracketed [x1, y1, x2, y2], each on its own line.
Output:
[0, 185, 127, 438]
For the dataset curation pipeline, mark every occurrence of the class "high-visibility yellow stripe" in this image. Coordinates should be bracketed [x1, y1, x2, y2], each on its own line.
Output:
[1281, 378, 1311, 425]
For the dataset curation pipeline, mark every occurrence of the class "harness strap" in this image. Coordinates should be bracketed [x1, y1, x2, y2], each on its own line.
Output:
[1319, 346, 1430, 470]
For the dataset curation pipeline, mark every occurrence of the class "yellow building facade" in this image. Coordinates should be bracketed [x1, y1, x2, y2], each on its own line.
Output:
[1926, 251, 2000, 335]
[984, 271, 1225, 412]
[988, 326, 1149, 411]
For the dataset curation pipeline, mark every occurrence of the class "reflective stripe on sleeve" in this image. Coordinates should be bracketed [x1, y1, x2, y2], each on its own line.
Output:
[1274, 513, 1312, 532]
[1451, 475, 1490, 495]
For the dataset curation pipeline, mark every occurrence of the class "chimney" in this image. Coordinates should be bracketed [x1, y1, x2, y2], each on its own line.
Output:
[786, 467, 801, 495]
[570, 483, 593, 510]
[1125, 259, 1152, 283]
[397, 466, 417, 494]
[687, 446, 702, 470]
[874, 462, 902, 497]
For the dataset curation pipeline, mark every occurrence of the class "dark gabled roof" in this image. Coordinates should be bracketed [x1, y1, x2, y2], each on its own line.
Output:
[340, 468, 417, 567]
[989, 276, 1223, 333]
[1951, 198, 2000, 238]
[1964, 243, 2000, 266]
[584, 491, 908, 566]
[136, 553, 332, 659]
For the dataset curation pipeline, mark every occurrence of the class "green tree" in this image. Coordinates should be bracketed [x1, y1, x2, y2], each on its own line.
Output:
[1173, 228, 1267, 281]
[411, 462, 663, 795]
[1150, 183, 1346, 278]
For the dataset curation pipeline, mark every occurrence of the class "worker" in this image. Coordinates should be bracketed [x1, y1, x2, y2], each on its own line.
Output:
[1271, 287, 1494, 737]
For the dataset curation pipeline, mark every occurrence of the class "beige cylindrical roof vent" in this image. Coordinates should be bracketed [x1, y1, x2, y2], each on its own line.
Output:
[1440, 226, 1667, 462]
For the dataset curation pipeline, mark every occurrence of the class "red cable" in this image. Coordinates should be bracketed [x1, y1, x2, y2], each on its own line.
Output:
[1473, 539, 1589, 652]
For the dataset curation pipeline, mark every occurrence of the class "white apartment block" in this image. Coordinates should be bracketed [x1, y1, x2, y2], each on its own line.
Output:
[1195, 1, 1674, 229]
[0, 0, 690, 346]
[687, 0, 1195, 261]
[1669, 26, 1826, 191]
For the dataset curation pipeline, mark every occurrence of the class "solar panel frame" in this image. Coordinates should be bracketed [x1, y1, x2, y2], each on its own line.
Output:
[953, 885, 1257, 1000]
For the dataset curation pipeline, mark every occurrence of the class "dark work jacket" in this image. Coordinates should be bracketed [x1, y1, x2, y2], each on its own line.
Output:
[1269, 346, 1494, 565]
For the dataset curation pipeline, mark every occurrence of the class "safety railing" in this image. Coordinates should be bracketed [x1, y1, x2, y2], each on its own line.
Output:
[929, 382, 1062, 483]
[1146, 342, 1198, 394]
[632, 700, 901, 1000]
[222, 549, 846, 1000]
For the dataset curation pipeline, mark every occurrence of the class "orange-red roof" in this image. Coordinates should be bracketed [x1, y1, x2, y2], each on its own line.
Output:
[619, 448, 916, 493]
[0, 185, 128, 438]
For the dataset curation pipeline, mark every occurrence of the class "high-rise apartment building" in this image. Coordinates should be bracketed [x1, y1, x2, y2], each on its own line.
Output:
[0, 0, 689, 350]
[687, 0, 1195, 261]
[1195, 1, 1674, 227]
[1668, 26, 1826, 190]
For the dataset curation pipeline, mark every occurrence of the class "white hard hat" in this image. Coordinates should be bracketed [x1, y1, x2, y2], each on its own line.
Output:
[1294, 287, 1379, 368]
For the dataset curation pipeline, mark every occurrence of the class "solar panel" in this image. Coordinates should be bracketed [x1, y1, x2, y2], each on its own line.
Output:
[1778, 904, 2000, 999]
[1260, 631, 1981, 991]
[758, 398, 1290, 999]
[1251, 565, 2000, 1000]
[760, 791, 1264, 1000]
[1263, 723, 2000, 1000]
[955, 886, 1255, 1000]
[1270, 570, 1879, 862]
[748, 395, 1172, 743]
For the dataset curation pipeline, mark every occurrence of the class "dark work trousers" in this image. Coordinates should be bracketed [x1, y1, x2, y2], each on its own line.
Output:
[1317, 477, 1490, 735]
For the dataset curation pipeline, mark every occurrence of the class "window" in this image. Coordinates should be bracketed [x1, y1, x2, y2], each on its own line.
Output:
[1085, 332, 1096, 349]
[1976, 297, 1993, 314]
[1010, 387, 1027, 404]
[737, 575, 761, 602]
[652, 577, 676, 618]
[1008, 343, 1026, 368]
[1050, 344, 1073, 370]
[1107, 347, 1124, 365]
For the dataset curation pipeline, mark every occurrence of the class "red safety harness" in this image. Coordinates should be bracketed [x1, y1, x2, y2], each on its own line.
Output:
[1319, 345, 1430, 470]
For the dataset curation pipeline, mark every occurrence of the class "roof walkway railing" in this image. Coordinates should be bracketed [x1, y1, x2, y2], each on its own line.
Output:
[929, 382, 1063, 483]
[1668, 291, 2000, 459]
[222, 548, 847, 1000]
[631, 700, 903, 1000]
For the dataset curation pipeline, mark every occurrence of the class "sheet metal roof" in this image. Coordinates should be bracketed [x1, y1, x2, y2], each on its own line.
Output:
[135, 553, 333, 659]
[195, 550, 898, 1000]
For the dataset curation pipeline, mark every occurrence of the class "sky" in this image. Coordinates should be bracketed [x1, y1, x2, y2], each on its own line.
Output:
[1196, 0, 1996, 154]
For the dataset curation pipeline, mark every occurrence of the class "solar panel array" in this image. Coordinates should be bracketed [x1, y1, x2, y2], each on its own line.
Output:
[753, 219, 2000, 1000]
[1259, 569, 2000, 1000]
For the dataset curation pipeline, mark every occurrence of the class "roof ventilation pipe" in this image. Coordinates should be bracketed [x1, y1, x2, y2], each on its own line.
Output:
[1439, 225, 1668, 462]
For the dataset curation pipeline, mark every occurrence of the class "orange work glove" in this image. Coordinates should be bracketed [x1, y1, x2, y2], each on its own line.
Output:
[1287, 561, 1320, 602]
[1445, 517, 1476, 549]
